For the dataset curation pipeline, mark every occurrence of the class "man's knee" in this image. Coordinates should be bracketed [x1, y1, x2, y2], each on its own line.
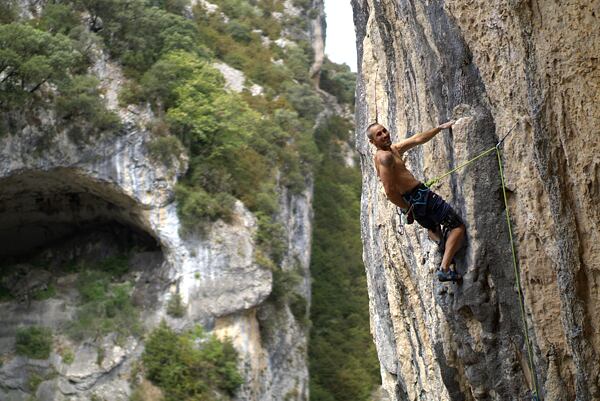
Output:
[449, 223, 465, 238]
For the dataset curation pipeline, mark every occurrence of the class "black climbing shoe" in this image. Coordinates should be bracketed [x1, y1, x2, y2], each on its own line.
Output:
[436, 268, 462, 283]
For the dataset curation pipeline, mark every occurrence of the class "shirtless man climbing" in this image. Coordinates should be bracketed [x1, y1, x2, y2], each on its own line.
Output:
[368, 121, 465, 282]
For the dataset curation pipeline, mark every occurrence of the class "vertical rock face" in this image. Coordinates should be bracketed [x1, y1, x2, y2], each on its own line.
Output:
[214, 185, 313, 401]
[352, 1, 599, 400]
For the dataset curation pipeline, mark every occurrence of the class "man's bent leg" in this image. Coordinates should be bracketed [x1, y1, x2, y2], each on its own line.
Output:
[441, 223, 465, 271]
[428, 227, 441, 243]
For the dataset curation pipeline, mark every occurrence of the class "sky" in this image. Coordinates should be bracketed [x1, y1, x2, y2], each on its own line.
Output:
[323, 0, 357, 72]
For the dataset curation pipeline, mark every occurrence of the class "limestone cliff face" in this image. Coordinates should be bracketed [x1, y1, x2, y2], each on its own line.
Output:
[0, 73, 309, 401]
[0, 1, 324, 400]
[352, 1, 599, 400]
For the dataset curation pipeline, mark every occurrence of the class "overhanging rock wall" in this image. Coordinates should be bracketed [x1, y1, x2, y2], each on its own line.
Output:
[351, 1, 599, 400]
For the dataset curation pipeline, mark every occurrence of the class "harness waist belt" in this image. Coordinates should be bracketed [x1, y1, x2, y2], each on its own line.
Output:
[402, 183, 427, 197]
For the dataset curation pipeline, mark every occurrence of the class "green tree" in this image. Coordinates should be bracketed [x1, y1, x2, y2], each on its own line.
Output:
[0, 0, 18, 24]
[284, 82, 324, 120]
[319, 58, 356, 105]
[140, 50, 212, 110]
[38, 4, 80, 35]
[0, 23, 82, 106]
[148, 0, 189, 14]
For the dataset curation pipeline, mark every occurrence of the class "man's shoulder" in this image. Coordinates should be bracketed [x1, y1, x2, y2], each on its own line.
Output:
[375, 150, 394, 166]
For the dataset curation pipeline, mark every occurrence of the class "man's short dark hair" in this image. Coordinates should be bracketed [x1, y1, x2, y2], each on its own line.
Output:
[366, 122, 382, 139]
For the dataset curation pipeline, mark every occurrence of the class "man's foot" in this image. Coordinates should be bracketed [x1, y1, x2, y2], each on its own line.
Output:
[436, 267, 462, 282]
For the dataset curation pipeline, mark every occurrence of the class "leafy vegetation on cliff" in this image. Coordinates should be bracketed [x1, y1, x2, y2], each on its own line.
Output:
[15, 326, 53, 360]
[1, 1, 375, 399]
[47, 253, 142, 343]
[309, 116, 380, 401]
[142, 321, 242, 401]
[0, 14, 120, 138]
[0, 0, 320, 269]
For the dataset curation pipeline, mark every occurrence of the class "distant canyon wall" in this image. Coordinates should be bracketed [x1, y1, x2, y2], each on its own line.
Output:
[0, 0, 329, 400]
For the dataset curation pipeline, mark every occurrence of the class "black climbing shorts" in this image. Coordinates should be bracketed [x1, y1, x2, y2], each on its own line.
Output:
[402, 184, 463, 231]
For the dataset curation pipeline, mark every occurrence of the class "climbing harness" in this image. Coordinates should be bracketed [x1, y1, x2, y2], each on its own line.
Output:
[421, 121, 541, 400]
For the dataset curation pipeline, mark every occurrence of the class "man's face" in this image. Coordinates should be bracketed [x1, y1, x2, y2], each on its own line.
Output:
[368, 124, 392, 149]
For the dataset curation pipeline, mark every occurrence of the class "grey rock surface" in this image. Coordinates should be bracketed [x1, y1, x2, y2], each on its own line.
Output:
[0, 35, 308, 401]
[0, 1, 332, 399]
[352, 0, 599, 400]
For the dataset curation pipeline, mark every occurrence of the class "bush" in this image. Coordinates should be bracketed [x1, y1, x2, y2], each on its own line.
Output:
[71, 0, 201, 76]
[140, 50, 212, 110]
[15, 326, 53, 359]
[284, 82, 324, 120]
[256, 213, 286, 266]
[212, 0, 256, 19]
[55, 75, 121, 140]
[32, 284, 56, 301]
[148, 0, 189, 15]
[319, 58, 356, 105]
[0, 0, 18, 24]
[118, 81, 144, 106]
[60, 348, 75, 365]
[67, 258, 142, 341]
[147, 135, 185, 166]
[284, 45, 311, 82]
[143, 321, 243, 401]
[38, 4, 80, 35]
[292, 0, 312, 11]
[98, 254, 130, 276]
[226, 20, 253, 43]
[175, 184, 235, 232]
[269, 264, 310, 327]
[289, 292, 309, 327]
[166, 293, 185, 318]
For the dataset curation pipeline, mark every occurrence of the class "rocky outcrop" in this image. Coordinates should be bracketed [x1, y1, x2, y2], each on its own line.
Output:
[0, 94, 274, 400]
[0, 6, 318, 401]
[217, 185, 313, 401]
[352, 0, 599, 400]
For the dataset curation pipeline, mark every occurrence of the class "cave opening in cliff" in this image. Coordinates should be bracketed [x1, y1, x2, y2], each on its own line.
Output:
[0, 169, 161, 265]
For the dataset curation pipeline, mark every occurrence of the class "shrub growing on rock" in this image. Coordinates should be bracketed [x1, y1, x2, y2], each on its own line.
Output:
[55, 75, 122, 139]
[166, 293, 185, 318]
[15, 326, 53, 360]
[67, 257, 142, 342]
[143, 321, 243, 400]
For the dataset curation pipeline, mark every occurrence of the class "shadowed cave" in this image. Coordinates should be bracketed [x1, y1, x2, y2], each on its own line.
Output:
[0, 169, 170, 384]
[0, 169, 160, 260]
[0, 169, 166, 326]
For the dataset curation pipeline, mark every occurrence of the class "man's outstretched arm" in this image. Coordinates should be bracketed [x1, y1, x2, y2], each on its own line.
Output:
[392, 120, 454, 154]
